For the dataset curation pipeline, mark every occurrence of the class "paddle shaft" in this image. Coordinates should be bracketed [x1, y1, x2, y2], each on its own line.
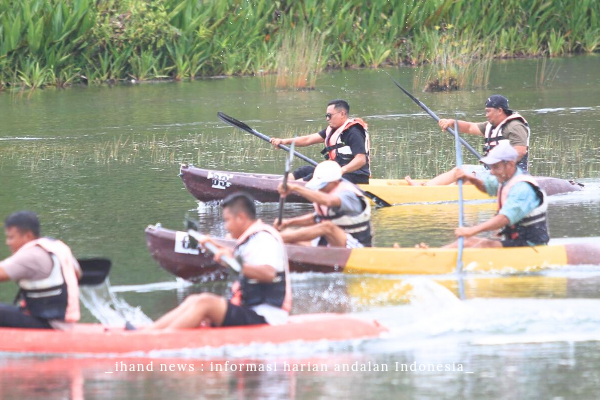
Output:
[454, 116, 465, 273]
[217, 112, 392, 207]
[187, 230, 242, 273]
[384, 71, 483, 160]
[277, 141, 295, 226]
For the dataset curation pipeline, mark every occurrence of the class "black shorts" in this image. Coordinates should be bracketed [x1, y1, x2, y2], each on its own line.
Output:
[0, 304, 52, 329]
[292, 165, 369, 184]
[501, 238, 547, 248]
[221, 302, 267, 327]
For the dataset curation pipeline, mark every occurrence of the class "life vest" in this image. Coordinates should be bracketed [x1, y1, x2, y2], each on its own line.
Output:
[230, 220, 292, 312]
[497, 173, 549, 245]
[313, 181, 373, 247]
[15, 238, 80, 322]
[321, 118, 370, 165]
[483, 113, 530, 171]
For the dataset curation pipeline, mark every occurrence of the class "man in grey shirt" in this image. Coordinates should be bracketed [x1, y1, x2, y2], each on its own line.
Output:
[0, 211, 81, 329]
[275, 161, 372, 247]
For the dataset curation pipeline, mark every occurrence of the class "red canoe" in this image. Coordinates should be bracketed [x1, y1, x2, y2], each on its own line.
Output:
[0, 314, 386, 355]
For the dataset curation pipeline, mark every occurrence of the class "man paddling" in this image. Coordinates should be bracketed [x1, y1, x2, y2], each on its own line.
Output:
[406, 95, 530, 185]
[275, 161, 372, 248]
[0, 211, 81, 329]
[443, 142, 549, 248]
[146, 193, 291, 330]
[270, 99, 371, 184]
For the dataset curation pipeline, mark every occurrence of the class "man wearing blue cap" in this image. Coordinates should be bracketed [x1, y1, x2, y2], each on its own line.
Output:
[444, 141, 549, 248]
[275, 161, 372, 248]
[406, 95, 531, 185]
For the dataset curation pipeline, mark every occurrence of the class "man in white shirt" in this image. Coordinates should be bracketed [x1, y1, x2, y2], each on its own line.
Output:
[147, 193, 291, 329]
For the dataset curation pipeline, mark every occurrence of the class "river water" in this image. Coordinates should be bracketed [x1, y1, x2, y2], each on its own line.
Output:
[1, 55, 599, 399]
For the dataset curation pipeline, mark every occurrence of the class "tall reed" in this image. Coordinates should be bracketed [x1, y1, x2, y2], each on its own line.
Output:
[275, 26, 325, 90]
[0, 0, 599, 90]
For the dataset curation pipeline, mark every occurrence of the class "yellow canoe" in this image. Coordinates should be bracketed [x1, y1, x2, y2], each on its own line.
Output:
[146, 226, 600, 278]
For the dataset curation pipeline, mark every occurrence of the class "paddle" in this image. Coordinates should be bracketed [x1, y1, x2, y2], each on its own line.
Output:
[278, 140, 295, 226]
[453, 115, 465, 274]
[78, 258, 112, 285]
[382, 71, 483, 160]
[217, 112, 392, 208]
[185, 218, 242, 273]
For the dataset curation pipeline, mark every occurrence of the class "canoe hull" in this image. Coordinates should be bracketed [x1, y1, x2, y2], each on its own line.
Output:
[146, 225, 600, 278]
[179, 165, 582, 205]
[0, 314, 385, 355]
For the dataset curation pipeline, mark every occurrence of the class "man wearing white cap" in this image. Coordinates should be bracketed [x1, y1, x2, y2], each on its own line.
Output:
[444, 141, 549, 248]
[406, 94, 530, 186]
[275, 161, 372, 248]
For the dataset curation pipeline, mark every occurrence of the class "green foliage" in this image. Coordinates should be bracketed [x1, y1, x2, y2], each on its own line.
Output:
[1, 0, 599, 89]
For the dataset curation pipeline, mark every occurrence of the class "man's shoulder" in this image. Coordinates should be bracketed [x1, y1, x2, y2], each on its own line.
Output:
[504, 118, 527, 130]
[345, 123, 366, 134]
[0, 245, 53, 281]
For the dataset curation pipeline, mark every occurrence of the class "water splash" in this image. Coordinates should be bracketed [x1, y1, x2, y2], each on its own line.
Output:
[80, 280, 153, 327]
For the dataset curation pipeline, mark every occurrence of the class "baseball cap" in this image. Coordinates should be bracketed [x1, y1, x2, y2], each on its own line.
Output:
[480, 141, 518, 165]
[305, 161, 342, 190]
[485, 95, 512, 113]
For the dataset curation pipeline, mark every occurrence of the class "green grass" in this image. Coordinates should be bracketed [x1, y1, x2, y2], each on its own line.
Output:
[0, 0, 599, 90]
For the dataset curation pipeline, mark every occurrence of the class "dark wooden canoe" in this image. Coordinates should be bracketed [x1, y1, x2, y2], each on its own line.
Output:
[146, 225, 600, 280]
[179, 165, 582, 205]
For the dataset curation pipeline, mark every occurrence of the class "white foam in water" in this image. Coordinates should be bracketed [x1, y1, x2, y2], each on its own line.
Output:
[111, 278, 193, 293]
[534, 108, 566, 114]
[80, 280, 153, 327]
[368, 297, 600, 353]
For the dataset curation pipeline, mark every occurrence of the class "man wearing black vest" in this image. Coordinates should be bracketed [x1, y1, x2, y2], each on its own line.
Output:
[270, 99, 370, 184]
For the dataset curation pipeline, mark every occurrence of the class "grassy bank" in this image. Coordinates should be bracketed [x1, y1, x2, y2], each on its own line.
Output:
[1, 0, 599, 90]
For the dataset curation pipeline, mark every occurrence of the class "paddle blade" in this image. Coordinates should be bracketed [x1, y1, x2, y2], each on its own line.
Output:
[217, 112, 254, 133]
[363, 190, 392, 208]
[78, 258, 111, 285]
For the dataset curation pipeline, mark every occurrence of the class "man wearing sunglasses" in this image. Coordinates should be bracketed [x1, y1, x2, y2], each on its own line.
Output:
[270, 99, 370, 184]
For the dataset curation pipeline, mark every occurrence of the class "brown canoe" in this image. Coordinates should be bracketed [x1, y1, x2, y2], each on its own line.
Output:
[179, 165, 582, 205]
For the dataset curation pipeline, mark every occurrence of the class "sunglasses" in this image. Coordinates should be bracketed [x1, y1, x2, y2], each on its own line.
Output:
[325, 111, 343, 119]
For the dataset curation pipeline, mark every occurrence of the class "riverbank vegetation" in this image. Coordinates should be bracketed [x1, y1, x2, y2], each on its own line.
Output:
[1, 0, 599, 91]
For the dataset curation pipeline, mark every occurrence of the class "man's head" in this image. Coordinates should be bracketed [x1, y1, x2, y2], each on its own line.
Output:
[326, 99, 349, 129]
[4, 211, 40, 254]
[480, 141, 518, 183]
[484, 95, 513, 126]
[221, 193, 257, 239]
[306, 161, 342, 193]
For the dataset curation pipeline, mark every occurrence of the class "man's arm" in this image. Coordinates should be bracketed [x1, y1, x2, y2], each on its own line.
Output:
[504, 122, 529, 162]
[514, 146, 528, 161]
[455, 214, 510, 238]
[241, 263, 277, 282]
[280, 183, 342, 208]
[0, 265, 10, 282]
[270, 133, 324, 148]
[341, 153, 366, 175]
[438, 119, 484, 136]
[275, 212, 317, 230]
[450, 168, 488, 193]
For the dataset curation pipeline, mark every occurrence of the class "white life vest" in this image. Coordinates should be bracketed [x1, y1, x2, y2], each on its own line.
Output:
[230, 220, 292, 312]
[497, 173, 549, 243]
[322, 118, 370, 164]
[313, 181, 372, 246]
[484, 113, 530, 170]
[16, 238, 80, 322]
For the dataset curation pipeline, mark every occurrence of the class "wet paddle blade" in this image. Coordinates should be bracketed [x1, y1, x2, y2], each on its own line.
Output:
[78, 258, 111, 286]
[217, 112, 256, 134]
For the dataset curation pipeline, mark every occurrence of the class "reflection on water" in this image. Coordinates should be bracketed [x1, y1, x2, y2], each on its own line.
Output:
[1, 56, 600, 399]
